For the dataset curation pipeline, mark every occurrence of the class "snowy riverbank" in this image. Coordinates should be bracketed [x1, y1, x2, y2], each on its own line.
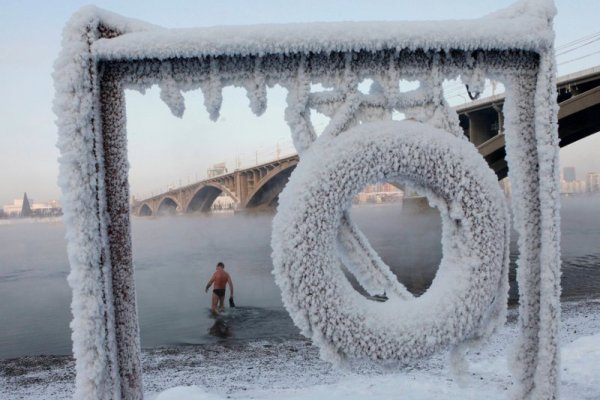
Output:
[2, 299, 598, 400]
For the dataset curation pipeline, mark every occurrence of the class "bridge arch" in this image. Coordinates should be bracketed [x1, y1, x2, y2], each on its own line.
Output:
[138, 203, 153, 216]
[244, 164, 297, 209]
[186, 183, 238, 213]
[156, 196, 180, 216]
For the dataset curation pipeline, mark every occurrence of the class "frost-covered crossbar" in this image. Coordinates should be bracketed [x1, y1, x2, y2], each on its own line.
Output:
[54, 0, 560, 399]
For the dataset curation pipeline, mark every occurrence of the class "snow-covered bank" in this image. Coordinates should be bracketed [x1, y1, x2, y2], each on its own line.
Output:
[1, 299, 598, 400]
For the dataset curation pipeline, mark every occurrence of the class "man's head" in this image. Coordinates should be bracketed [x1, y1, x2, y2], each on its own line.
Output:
[216, 262, 225, 269]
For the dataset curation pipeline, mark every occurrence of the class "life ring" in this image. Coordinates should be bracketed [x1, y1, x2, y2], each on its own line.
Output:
[272, 120, 509, 362]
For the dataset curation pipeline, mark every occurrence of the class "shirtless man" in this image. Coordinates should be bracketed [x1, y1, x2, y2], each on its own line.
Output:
[205, 262, 234, 315]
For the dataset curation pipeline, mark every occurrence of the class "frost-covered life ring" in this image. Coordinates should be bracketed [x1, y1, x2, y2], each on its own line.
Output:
[272, 120, 509, 362]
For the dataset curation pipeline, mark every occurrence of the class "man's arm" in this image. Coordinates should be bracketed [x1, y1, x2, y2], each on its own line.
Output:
[205, 274, 215, 292]
[227, 274, 234, 297]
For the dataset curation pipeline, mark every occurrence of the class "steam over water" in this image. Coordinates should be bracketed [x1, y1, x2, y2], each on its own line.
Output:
[0, 196, 598, 359]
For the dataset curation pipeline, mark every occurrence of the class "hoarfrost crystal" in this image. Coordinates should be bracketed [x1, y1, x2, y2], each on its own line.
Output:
[272, 120, 510, 363]
[53, 0, 561, 399]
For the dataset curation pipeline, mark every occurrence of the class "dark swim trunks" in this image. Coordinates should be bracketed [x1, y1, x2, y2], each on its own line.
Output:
[213, 288, 226, 297]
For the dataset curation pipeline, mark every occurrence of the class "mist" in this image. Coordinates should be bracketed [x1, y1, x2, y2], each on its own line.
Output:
[1, 195, 599, 358]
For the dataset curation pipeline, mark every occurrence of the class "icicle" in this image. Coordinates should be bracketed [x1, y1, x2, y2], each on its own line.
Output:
[245, 56, 268, 116]
[284, 55, 315, 154]
[200, 57, 223, 121]
[381, 51, 401, 107]
[158, 64, 186, 118]
[462, 52, 486, 100]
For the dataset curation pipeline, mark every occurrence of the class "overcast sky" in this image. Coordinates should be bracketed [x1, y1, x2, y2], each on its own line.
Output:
[1, 0, 599, 205]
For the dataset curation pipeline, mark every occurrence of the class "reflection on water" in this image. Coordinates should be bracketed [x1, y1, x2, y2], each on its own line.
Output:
[204, 307, 296, 341]
[209, 318, 231, 338]
[0, 196, 599, 358]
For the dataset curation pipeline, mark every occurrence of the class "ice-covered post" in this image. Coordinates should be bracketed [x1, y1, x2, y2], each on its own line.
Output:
[54, 8, 150, 399]
[503, 52, 561, 399]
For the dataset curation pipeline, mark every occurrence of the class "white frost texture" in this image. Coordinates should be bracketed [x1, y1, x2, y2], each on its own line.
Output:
[53, 0, 561, 399]
[272, 121, 509, 364]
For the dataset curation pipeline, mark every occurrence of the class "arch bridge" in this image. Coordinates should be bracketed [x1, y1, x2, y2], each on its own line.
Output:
[132, 155, 297, 216]
[134, 66, 600, 216]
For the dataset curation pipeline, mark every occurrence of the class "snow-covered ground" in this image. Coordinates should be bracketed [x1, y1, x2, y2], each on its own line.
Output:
[2, 299, 598, 400]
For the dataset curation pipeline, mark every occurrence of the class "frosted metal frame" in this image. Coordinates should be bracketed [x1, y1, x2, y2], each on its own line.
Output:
[55, 9, 560, 400]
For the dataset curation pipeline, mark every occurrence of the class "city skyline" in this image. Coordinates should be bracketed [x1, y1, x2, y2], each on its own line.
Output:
[1, 0, 599, 205]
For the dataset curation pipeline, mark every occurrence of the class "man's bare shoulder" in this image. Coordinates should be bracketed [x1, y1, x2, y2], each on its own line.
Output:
[215, 269, 228, 278]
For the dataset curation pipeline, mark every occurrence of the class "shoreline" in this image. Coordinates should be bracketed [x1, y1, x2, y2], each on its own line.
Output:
[2, 298, 599, 399]
[0, 216, 63, 226]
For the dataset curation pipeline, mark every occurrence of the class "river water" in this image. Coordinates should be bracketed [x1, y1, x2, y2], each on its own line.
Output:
[0, 196, 599, 359]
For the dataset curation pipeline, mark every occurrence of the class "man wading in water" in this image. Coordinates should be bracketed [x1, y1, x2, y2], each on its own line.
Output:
[205, 262, 234, 315]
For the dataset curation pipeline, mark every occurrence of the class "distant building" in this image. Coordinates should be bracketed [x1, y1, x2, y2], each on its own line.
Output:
[355, 183, 403, 204]
[587, 172, 600, 193]
[2, 195, 62, 218]
[31, 199, 62, 216]
[561, 179, 587, 194]
[559, 168, 588, 195]
[3, 197, 26, 216]
[563, 166, 576, 182]
[207, 162, 228, 178]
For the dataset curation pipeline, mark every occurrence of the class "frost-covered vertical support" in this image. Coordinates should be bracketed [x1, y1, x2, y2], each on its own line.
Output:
[100, 64, 144, 399]
[531, 48, 561, 399]
[503, 63, 560, 399]
[54, 7, 155, 398]
[54, 13, 121, 400]
[504, 74, 542, 399]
